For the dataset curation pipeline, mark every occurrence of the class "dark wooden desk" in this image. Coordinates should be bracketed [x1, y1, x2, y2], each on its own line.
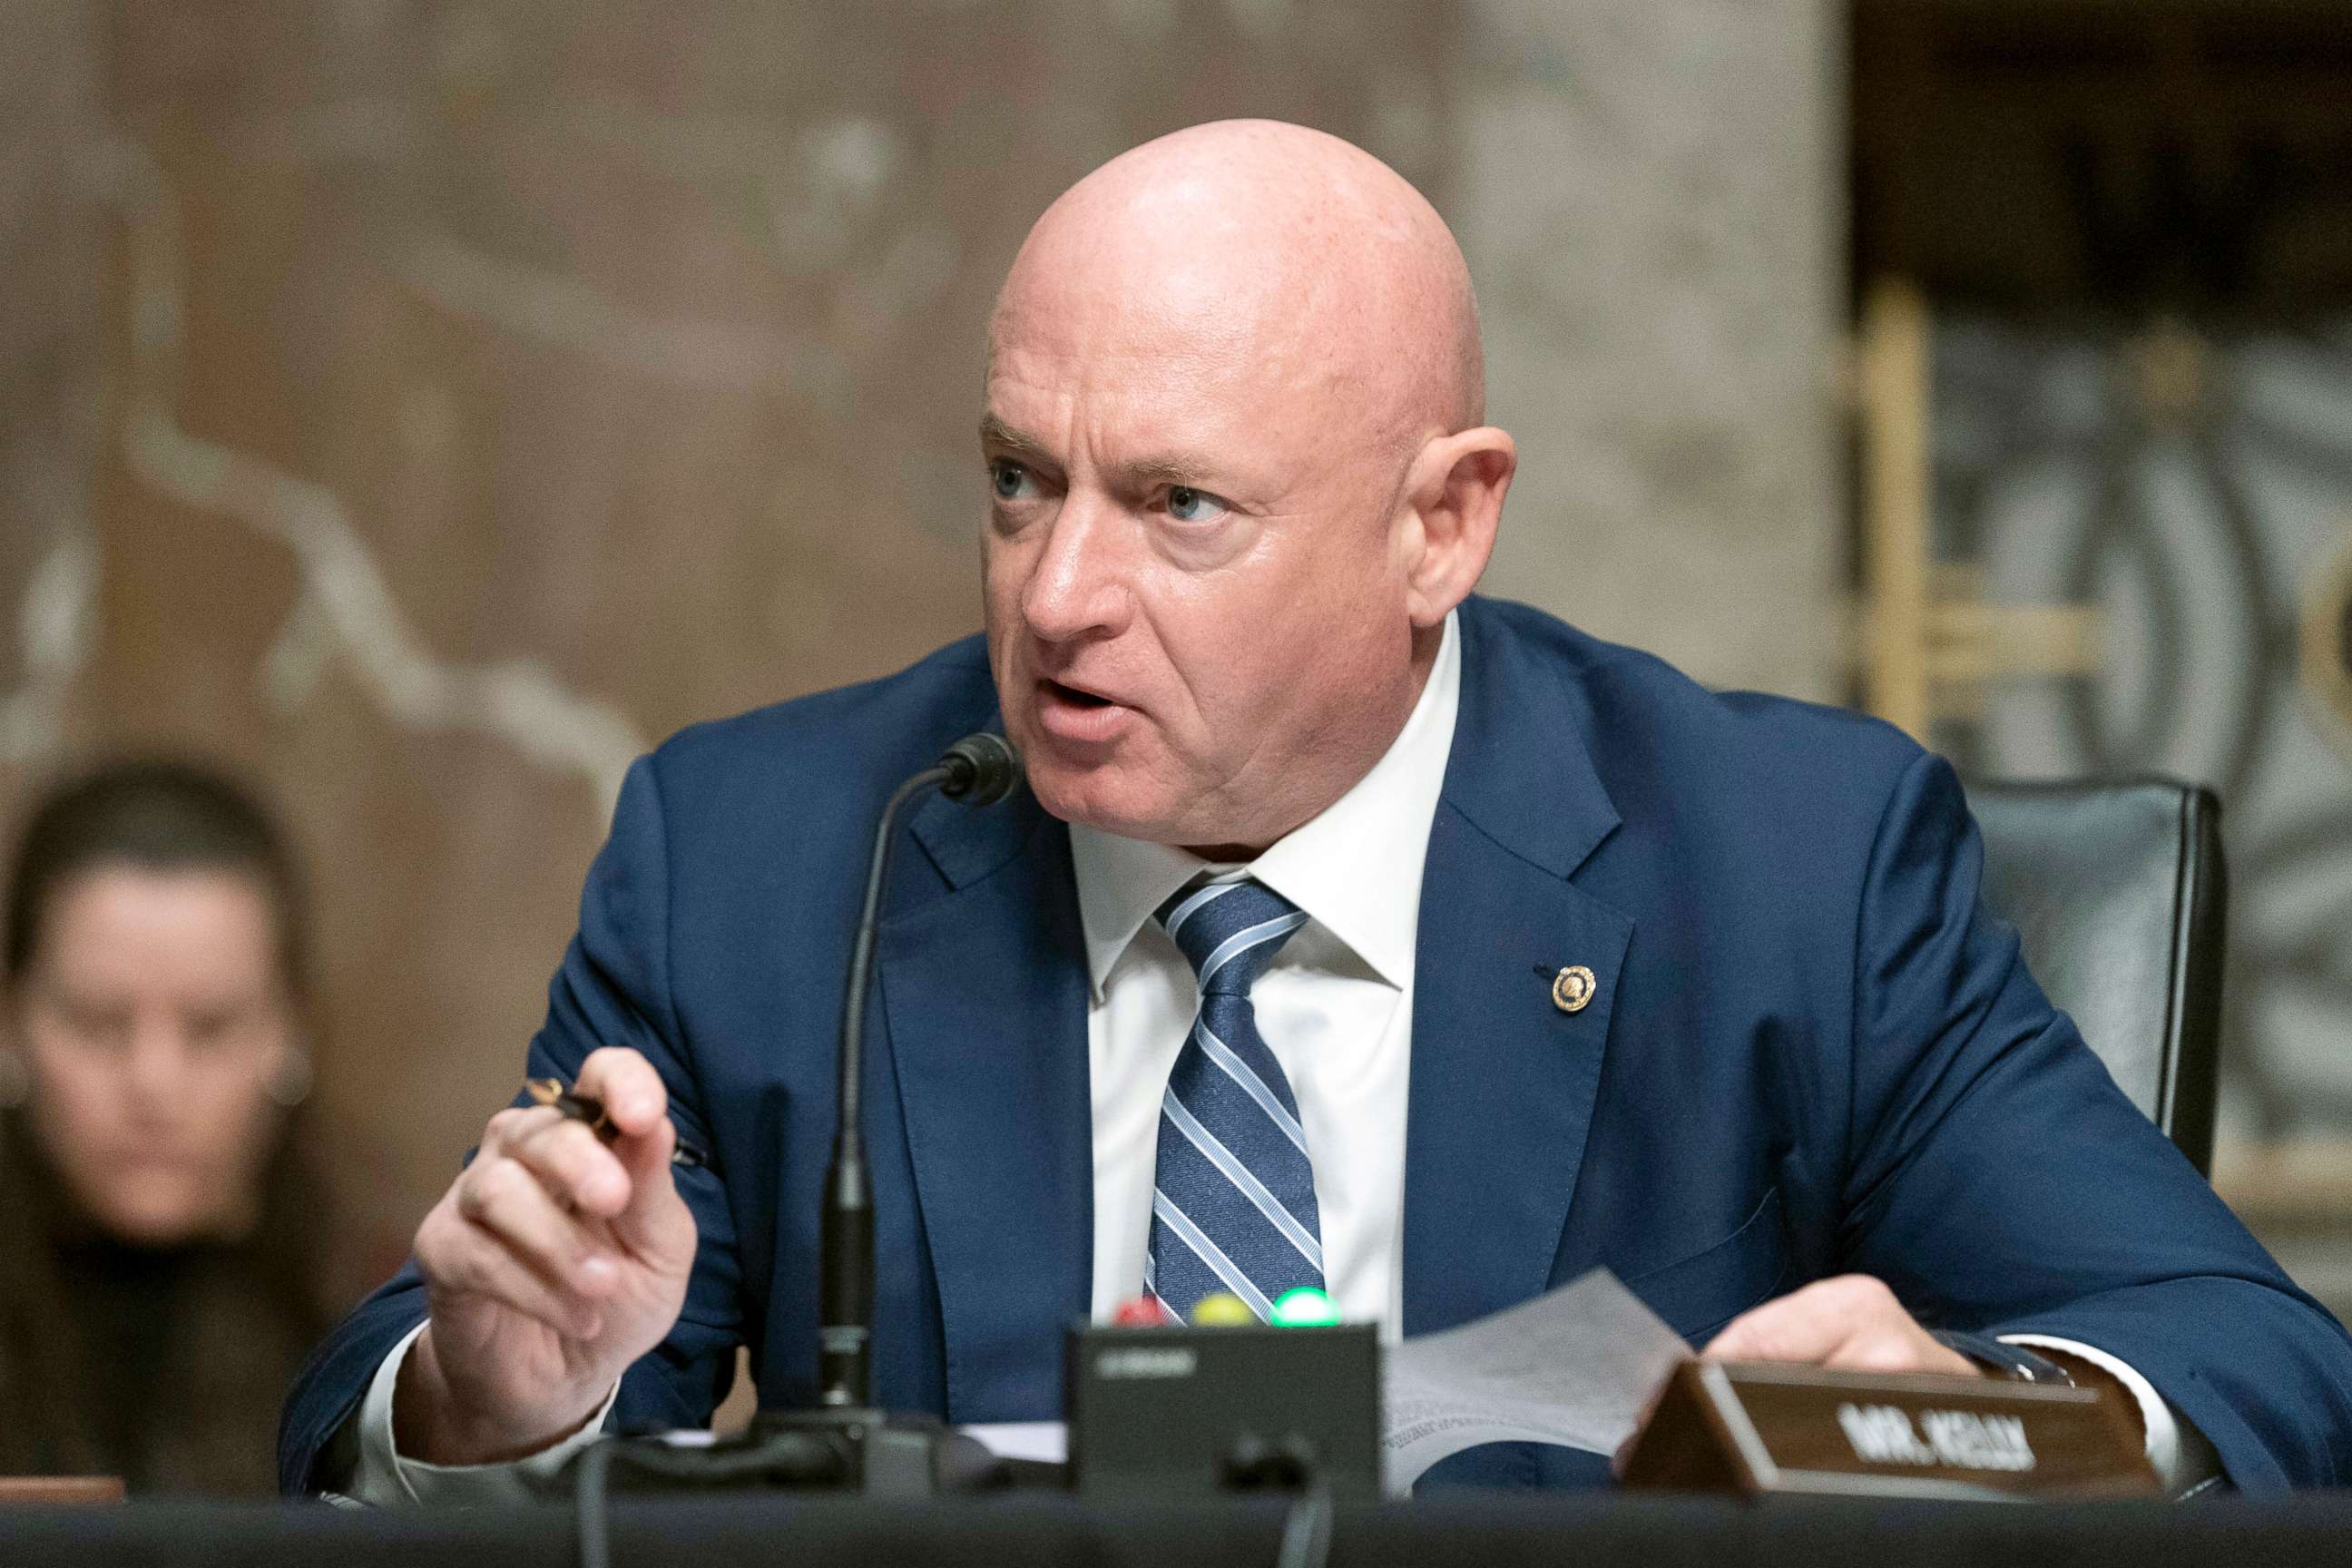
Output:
[1, 1492, 2349, 1567]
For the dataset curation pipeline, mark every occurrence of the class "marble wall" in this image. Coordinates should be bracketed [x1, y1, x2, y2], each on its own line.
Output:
[0, 1, 1845, 1247]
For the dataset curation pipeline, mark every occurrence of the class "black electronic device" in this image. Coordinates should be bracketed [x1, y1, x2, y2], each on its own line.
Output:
[1065, 1321, 1383, 1500]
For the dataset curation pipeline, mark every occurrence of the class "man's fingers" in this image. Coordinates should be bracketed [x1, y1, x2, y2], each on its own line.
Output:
[575, 1047, 670, 1140]
[560, 1048, 690, 1251]
[456, 1153, 624, 1307]
[481, 1103, 562, 1157]
[1703, 1275, 1978, 1378]
[611, 1109, 676, 1188]
[505, 1112, 633, 1217]
[1825, 1331, 1944, 1375]
[435, 1227, 605, 1341]
[418, 1192, 607, 1342]
[1706, 1298, 1848, 1365]
[1704, 1277, 1886, 1364]
[605, 1117, 686, 1255]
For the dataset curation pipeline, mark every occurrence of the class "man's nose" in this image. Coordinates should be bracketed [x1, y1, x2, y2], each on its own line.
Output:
[1020, 495, 1132, 643]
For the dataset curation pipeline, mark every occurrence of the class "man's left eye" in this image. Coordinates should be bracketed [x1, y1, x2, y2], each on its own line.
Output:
[1165, 485, 1230, 523]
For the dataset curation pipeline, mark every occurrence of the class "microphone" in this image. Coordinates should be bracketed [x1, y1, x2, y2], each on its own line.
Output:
[937, 730, 1021, 806]
[571, 731, 1023, 1507]
[819, 731, 1023, 1410]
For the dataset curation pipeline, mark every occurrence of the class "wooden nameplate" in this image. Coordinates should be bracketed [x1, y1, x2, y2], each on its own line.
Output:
[1619, 1360, 2161, 1501]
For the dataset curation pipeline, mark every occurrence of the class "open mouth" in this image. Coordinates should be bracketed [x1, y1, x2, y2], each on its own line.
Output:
[1046, 679, 1114, 710]
[1034, 675, 1136, 742]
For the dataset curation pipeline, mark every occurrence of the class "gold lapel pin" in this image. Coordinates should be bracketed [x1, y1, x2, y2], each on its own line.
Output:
[1548, 965, 1597, 1014]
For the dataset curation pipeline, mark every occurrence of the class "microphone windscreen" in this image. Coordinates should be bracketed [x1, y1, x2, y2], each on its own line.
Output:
[938, 732, 1022, 805]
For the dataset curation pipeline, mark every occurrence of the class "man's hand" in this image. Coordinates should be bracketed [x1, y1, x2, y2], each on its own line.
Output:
[1615, 1275, 1980, 1477]
[1703, 1275, 1979, 1377]
[396, 1047, 698, 1465]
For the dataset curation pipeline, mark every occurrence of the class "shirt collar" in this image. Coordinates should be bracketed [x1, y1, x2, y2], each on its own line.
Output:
[1067, 611, 1462, 1002]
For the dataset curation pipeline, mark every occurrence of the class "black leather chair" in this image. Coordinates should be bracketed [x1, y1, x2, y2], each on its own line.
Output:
[1966, 779, 2225, 1176]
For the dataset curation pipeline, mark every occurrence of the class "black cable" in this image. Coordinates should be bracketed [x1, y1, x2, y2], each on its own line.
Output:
[574, 1436, 614, 1568]
[572, 1427, 854, 1568]
[1275, 1477, 1335, 1568]
[1222, 1437, 1335, 1568]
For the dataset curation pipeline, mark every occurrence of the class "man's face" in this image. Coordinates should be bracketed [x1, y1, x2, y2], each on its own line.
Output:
[981, 271, 1420, 852]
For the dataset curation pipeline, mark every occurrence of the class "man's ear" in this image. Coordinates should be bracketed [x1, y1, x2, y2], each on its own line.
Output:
[1399, 426, 1515, 629]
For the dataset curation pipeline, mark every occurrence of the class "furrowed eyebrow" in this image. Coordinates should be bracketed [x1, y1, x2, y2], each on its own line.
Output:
[979, 415, 1230, 496]
[978, 414, 1055, 466]
[1125, 456, 1210, 488]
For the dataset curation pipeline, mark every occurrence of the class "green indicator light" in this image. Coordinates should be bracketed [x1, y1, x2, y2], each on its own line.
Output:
[1271, 1287, 1339, 1327]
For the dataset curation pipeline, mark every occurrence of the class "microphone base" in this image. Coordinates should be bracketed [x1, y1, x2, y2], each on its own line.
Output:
[576, 1407, 1003, 1498]
[745, 1406, 1001, 1497]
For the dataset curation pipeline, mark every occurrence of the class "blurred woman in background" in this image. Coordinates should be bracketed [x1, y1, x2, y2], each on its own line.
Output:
[0, 760, 336, 1494]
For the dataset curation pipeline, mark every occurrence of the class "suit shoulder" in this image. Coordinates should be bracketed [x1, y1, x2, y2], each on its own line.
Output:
[1474, 596, 1930, 818]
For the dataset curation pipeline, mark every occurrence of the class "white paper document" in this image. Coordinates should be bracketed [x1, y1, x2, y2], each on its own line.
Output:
[1381, 1268, 1690, 1493]
[961, 1420, 1070, 1464]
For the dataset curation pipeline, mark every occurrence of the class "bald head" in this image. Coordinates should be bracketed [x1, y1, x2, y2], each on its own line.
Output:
[994, 120, 1484, 445]
[979, 120, 1514, 853]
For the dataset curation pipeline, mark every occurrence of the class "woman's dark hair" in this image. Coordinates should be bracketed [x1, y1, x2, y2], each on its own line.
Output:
[4, 759, 311, 1003]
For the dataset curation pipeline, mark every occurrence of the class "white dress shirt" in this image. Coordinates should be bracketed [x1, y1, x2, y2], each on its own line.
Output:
[1073, 607, 1462, 1332]
[350, 607, 2190, 1498]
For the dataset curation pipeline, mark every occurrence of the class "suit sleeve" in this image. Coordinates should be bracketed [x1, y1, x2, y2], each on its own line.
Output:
[279, 755, 745, 1494]
[1836, 750, 2352, 1491]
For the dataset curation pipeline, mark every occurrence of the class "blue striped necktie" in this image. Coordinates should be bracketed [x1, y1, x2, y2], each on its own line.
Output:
[1145, 877, 1324, 1321]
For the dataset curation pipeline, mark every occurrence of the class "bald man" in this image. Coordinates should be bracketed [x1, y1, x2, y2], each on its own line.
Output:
[283, 122, 2352, 1497]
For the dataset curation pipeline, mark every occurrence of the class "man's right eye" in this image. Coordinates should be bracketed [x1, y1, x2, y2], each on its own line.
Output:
[990, 460, 1037, 500]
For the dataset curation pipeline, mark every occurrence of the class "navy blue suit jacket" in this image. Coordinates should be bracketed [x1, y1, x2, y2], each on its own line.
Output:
[281, 597, 2352, 1492]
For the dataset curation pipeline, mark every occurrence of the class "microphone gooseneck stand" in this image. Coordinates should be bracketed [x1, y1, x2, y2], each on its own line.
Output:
[572, 733, 1022, 1568]
[749, 730, 1020, 1489]
[821, 734, 1021, 1407]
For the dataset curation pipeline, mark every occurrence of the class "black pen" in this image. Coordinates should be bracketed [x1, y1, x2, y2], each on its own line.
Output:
[526, 1076, 708, 1170]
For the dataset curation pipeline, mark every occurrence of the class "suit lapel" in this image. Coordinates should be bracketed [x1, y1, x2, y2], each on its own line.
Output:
[1403, 603, 1635, 1335]
[881, 786, 1092, 1419]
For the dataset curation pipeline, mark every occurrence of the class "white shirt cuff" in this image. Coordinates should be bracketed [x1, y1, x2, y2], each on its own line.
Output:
[348, 1321, 622, 1505]
[2001, 1333, 2184, 1488]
